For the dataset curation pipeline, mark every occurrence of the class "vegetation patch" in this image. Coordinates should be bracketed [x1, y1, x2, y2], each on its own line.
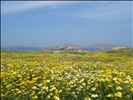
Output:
[1, 50, 133, 100]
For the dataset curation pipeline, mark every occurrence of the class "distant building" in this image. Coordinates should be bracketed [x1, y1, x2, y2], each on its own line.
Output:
[67, 47, 74, 50]
[112, 47, 126, 50]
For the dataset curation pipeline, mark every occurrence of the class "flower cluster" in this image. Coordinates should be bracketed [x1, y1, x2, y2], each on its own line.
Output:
[1, 51, 133, 100]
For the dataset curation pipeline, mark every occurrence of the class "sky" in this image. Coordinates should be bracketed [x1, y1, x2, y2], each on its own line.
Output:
[1, 1, 133, 47]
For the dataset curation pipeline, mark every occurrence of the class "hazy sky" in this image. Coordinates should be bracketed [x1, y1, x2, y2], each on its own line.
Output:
[1, 1, 133, 47]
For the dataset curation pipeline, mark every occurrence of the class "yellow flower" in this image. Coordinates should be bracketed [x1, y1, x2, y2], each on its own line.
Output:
[116, 86, 122, 90]
[46, 80, 50, 83]
[53, 95, 60, 100]
[17, 90, 22, 94]
[114, 92, 122, 98]
[51, 76, 54, 80]
[91, 87, 96, 91]
[88, 81, 91, 84]
[31, 91, 35, 96]
[50, 87, 56, 91]
[79, 86, 83, 89]
[108, 85, 113, 87]
[55, 89, 59, 94]
[33, 95, 38, 99]
[130, 88, 133, 92]
[32, 78, 38, 81]
[6, 84, 12, 88]
[59, 90, 62, 93]
[107, 94, 113, 97]
[66, 88, 70, 91]
[32, 74, 35, 77]
[19, 78, 22, 81]
[47, 95, 50, 98]
[82, 83, 86, 86]
[115, 81, 120, 84]
[95, 83, 98, 87]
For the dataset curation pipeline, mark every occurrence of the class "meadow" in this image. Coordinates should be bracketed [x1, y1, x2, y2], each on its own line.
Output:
[1, 49, 133, 100]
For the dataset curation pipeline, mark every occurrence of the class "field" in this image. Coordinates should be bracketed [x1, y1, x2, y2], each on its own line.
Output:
[1, 49, 133, 100]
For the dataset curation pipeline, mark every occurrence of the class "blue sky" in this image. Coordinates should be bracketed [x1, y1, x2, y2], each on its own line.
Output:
[1, 1, 133, 47]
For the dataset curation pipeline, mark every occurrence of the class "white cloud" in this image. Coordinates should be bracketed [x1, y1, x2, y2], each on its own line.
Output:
[64, 1, 132, 21]
[1, 1, 72, 14]
[1, 1, 132, 22]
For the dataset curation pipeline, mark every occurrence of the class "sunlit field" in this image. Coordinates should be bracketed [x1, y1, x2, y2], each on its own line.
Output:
[1, 49, 133, 100]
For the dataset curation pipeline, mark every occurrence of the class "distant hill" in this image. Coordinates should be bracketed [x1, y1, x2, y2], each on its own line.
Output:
[1, 44, 128, 49]
[1, 44, 129, 52]
[81, 43, 128, 49]
[39, 43, 128, 52]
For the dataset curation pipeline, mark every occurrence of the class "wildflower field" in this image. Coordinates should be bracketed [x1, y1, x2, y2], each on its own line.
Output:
[1, 49, 133, 100]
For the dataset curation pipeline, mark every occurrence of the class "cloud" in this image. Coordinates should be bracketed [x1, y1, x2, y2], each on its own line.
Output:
[63, 1, 132, 21]
[1, 1, 132, 22]
[1, 1, 72, 14]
